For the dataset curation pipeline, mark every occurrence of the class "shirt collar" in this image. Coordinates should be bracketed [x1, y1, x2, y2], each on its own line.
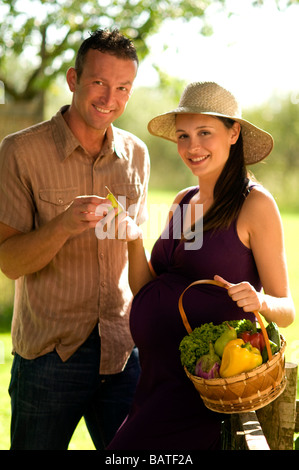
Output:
[51, 106, 81, 161]
[106, 125, 127, 160]
[52, 106, 127, 161]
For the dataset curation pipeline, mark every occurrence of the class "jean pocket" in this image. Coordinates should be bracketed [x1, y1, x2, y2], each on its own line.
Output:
[8, 353, 21, 396]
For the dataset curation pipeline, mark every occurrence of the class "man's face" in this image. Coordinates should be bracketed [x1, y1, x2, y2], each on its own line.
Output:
[67, 49, 137, 133]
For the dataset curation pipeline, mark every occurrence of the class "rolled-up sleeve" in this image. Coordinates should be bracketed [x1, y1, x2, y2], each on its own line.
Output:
[0, 135, 35, 232]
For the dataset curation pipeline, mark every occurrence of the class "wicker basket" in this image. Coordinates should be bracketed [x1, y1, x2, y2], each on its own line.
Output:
[178, 279, 287, 414]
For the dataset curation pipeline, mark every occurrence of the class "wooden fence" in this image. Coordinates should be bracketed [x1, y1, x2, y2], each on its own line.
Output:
[223, 362, 298, 450]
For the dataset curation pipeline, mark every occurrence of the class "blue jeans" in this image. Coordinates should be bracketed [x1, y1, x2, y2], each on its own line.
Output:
[9, 327, 140, 450]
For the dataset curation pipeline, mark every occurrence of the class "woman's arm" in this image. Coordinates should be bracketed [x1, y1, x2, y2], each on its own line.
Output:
[215, 187, 295, 328]
[118, 188, 193, 296]
[127, 237, 154, 296]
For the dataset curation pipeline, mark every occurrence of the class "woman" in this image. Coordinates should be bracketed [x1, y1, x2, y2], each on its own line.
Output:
[105, 82, 295, 450]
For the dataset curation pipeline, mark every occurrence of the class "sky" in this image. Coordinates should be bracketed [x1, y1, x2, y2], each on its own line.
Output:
[2, 0, 298, 111]
[135, 0, 299, 109]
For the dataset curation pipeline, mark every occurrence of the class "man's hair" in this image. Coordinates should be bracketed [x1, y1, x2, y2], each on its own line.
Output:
[75, 28, 139, 80]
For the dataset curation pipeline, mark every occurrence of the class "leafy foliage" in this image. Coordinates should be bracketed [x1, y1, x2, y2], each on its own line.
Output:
[0, 0, 219, 101]
[244, 94, 299, 210]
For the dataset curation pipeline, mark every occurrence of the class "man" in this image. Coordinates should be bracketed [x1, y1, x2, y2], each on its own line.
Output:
[0, 29, 150, 450]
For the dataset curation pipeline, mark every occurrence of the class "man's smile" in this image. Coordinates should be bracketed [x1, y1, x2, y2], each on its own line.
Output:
[93, 105, 112, 114]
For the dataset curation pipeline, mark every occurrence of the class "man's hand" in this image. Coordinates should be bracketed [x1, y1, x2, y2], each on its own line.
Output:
[0, 195, 113, 279]
[62, 195, 112, 235]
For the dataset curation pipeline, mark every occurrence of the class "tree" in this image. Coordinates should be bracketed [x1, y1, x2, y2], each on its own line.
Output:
[1, 0, 296, 142]
[0, 0, 225, 106]
[244, 94, 299, 210]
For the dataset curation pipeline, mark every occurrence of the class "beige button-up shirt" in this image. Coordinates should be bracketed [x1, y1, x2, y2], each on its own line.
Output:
[0, 107, 150, 373]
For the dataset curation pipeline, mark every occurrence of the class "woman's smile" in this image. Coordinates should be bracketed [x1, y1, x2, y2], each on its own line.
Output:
[175, 114, 240, 179]
[189, 154, 210, 164]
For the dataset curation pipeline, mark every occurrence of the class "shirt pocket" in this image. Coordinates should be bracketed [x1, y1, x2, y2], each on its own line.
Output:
[108, 183, 143, 220]
[37, 187, 79, 224]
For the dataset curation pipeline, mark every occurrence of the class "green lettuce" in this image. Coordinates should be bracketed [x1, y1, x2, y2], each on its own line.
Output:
[179, 319, 254, 374]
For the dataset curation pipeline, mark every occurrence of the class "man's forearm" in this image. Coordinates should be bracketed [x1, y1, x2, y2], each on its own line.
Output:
[0, 212, 71, 280]
[0, 195, 107, 280]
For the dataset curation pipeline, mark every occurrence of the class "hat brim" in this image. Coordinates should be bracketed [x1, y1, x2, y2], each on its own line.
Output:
[148, 109, 273, 165]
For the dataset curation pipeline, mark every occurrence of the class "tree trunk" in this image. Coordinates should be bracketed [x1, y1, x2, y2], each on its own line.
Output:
[256, 362, 298, 450]
[0, 93, 44, 142]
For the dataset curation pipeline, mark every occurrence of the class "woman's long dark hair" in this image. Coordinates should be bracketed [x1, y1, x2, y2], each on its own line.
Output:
[203, 118, 250, 231]
[184, 117, 251, 238]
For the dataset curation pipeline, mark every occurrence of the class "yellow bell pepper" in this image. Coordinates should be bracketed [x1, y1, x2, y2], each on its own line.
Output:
[219, 338, 262, 378]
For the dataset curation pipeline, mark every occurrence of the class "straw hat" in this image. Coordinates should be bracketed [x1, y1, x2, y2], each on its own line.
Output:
[148, 82, 273, 165]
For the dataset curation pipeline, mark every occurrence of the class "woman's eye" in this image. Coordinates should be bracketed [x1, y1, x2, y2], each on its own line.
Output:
[177, 134, 188, 140]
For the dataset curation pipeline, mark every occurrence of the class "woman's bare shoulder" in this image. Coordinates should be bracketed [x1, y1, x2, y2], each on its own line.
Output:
[163, 186, 198, 227]
[245, 185, 280, 216]
[171, 186, 198, 206]
[240, 184, 282, 238]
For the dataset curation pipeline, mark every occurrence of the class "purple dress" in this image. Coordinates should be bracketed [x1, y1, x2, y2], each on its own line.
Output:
[108, 186, 261, 450]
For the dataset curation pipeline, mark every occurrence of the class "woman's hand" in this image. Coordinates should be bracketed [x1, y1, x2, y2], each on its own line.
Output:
[95, 205, 142, 241]
[115, 211, 143, 241]
[214, 274, 263, 313]
[214, 274, 295, 327]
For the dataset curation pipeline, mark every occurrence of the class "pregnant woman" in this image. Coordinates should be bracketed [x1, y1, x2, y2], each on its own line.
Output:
[104, 82, 295, 450]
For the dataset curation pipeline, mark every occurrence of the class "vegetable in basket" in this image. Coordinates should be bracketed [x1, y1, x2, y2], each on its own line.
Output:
[262, 339, 280, 362]
[266, 322, 281, 350]
[219, 338, 263, 378]
[214, 323, 237, 357]
[239, 324, 266, 352]
[179, 319, 255, 375]
[239, 327, 265, 352]
[194, 343, 220, 379]
[261, 322, 281, 362]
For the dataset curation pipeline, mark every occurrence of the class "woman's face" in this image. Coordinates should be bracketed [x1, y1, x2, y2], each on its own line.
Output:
[175, 114, 240, 180]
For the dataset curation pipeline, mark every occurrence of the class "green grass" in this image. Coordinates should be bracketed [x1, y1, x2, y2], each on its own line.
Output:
[0, 190, 298, 450]
[0, 335, 12, 450]
[279, 213, 299, 365]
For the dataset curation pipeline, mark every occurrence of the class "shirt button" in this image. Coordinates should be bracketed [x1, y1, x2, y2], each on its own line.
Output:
[58, 198, 64, 204]
[101, 281, 106, 287]
[99, 253, 104, 259]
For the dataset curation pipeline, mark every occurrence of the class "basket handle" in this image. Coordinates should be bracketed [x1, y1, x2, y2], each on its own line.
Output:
[178, 279, 273, 361]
